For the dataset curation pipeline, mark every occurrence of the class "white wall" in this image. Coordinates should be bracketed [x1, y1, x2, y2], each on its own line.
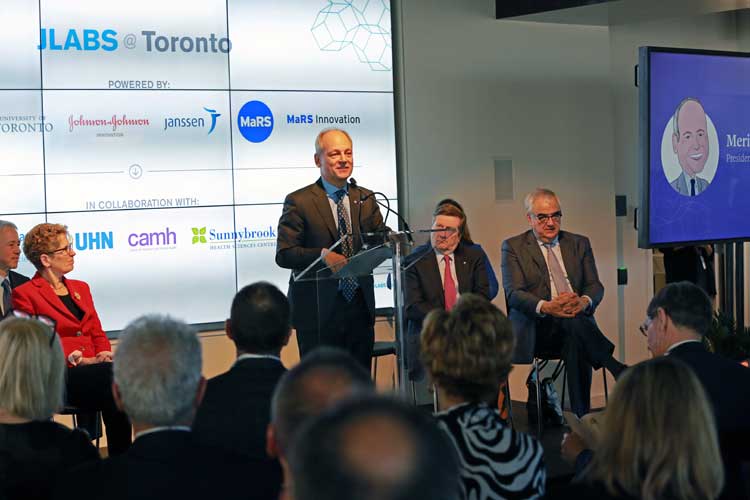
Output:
[398, 0, 616, 400]
[397, 0, 750, 402]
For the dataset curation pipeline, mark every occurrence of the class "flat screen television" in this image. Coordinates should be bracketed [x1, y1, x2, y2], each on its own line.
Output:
[638, 46, 750, 248]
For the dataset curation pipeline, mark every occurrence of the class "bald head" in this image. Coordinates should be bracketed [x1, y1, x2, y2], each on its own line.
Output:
[288, 396, 460, 500]
[270, 348, 373, 455]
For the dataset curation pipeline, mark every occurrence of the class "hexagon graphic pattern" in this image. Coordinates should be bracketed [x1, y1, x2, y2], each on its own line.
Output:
[311, 0, 391, 71]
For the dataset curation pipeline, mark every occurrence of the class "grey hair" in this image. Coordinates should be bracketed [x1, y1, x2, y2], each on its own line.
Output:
[314, 128, 352, 155]
[672, 98, 704, 138]
[0, 220, 18, 232]
[523, 188, 559, 214]
[114, 314, 201, 426]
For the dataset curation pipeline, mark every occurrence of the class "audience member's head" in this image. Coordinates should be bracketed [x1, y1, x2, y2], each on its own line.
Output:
[22, 223, 68, 271]
[113, 314, 204, 429]
[0, 317, 65, 421]
[268, 347, 373, 459]
[421, 293, 514, 405]
[288, 396, 460, 500]
[434, 199, 473, 244]
[643, 281, 712, 356]
[586, 356, 723, 500]
[228, 281, 291, 356]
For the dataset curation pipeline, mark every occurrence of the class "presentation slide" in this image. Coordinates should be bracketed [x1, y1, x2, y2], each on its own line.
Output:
[645, 48, 750, 245]
[1, 0, 397, 331]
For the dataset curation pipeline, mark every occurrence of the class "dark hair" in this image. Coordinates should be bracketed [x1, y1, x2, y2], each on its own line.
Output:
[288, 396, 460, 500]
[270, 347, 373, 453]
[230, 282, 290, 354]
[646, 281, 712, 336]
[421, 294, 514, 402]
[434, 198, 473, 244]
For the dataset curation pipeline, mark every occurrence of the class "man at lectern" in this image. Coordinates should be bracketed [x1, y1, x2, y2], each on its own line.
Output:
[276, 128, 387, 369]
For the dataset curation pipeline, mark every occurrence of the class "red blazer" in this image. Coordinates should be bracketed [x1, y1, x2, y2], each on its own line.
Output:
[12, 273, 111, 364]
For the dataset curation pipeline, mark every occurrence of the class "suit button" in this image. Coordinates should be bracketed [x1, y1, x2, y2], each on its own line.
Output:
[75, 331, 82, 337]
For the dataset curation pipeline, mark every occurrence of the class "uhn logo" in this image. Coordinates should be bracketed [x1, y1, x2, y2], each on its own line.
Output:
[74, 232, 114, 251]
[237, 101, 273, 143]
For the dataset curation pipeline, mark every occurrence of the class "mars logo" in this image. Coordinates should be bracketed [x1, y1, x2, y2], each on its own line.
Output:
[237, 100, 273, 143]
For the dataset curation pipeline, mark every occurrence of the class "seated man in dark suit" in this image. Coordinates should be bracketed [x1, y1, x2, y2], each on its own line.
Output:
[0, 220, 29, 319]
[642, 281, 750, 433]
[57, 315, 280, 500]
[501, 188, 625, 416]
[404, 203, 490, 380]
[193, 282, 289, 466]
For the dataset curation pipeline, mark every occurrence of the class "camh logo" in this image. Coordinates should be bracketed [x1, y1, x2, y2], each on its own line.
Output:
[192, 227, 207, 244]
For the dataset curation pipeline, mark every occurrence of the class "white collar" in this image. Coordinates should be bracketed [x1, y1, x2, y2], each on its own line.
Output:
[234, 353, 282, 366]
[665, 339, 702, 355]
[134, 425, 190, 440]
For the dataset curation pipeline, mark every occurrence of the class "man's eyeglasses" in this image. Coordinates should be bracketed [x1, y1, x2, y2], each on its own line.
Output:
[11, 311, 57, 346]
[433, 226, 459, 235]
[638, 317, 652, 337]
[533, 211, 563, 223]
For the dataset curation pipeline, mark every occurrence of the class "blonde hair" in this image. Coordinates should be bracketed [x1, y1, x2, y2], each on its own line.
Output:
[586, 357, 724, 500]
[420, 294, 514, 402]
[0, 317, 65, 420]
[23, 223, 69, 270]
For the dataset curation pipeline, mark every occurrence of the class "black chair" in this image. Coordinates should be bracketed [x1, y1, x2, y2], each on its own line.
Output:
[58, 407, 102, 449]
[372, 308, 397, 388]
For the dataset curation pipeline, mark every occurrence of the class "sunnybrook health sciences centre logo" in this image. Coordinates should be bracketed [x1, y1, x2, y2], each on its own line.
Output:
[191, 226, 277, 249]
[237, 101, 274, 143]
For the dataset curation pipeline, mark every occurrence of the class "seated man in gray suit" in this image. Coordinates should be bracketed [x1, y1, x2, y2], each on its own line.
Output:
[670, 98, 711, 196]
[404, 202, 490, 381]
[501, 188, 625, 416]
[0, 220, 29, 319]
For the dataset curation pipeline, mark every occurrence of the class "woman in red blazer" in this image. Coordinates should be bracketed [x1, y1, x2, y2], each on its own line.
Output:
[12, 223, 131, 455]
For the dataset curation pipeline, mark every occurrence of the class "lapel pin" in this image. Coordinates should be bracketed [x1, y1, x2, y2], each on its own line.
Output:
[74, 292, 81, 300]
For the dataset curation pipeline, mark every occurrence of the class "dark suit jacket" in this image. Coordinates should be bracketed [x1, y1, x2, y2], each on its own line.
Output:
[501, 230, 604, 363]
[404, 242, 490, 377]
[55, 430, 280, 500]
[12, 274, 110, 363]
[668, 342, 750, 434]
[1, 270, 29, 319]
[276, 178, 386, 331]
[192, 357, 286, 460]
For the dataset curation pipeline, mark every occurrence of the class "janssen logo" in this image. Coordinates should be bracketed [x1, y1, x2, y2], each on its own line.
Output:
[128, 227, 176, 251]
[38, 28, 118, 51]
[73, 231, 114, 251]
[237, 101, 273, 143]
[163, 107, 221, 134]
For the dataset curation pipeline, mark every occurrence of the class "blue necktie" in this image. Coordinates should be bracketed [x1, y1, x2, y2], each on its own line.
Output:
[690, 178, 696, 196]
[333, 189, 358, 302]
[2, 279, 11, 317]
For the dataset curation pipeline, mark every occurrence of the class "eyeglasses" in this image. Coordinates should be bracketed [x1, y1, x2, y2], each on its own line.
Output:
[433, 226, 459, 235]
[11, 311, 58, 346]
[639, 317, 653, 337]
[47, 244, 74, 255]
[533, 211, 563, 223]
